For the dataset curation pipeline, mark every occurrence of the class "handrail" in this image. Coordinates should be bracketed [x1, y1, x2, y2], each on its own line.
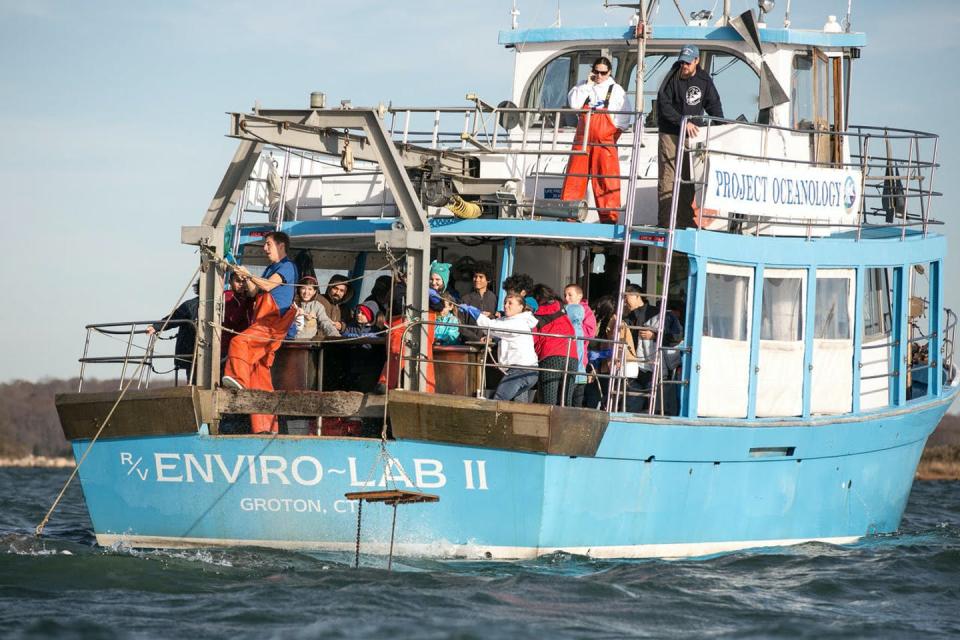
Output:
[943, 308, 957, 383]
[678, 115, 942, 237]
[392, 317, 687, 415]
[77, 319, 197, 391]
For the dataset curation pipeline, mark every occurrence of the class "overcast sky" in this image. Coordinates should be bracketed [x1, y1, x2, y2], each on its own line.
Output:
[0, 0, 957, 413]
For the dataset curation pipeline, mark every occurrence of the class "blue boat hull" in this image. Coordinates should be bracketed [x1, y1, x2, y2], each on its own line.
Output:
[71, 394, 953, 559]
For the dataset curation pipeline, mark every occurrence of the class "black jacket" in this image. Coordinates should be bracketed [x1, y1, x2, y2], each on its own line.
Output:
[152, 297, 199, 372]
[656, 66, 724, 136]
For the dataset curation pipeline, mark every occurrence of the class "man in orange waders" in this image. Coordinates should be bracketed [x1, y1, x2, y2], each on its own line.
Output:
[561, 56, 633, 224]
[222, 231, 299, 433]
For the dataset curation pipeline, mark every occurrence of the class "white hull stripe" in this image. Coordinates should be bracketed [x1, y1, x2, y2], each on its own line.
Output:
[96, 534, 862, 560]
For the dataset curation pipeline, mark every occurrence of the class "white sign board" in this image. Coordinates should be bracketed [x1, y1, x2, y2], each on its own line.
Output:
[702, 156, 862, 222]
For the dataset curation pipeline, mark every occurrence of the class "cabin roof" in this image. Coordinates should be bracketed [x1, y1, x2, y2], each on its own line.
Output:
[498, 25, 867, 48]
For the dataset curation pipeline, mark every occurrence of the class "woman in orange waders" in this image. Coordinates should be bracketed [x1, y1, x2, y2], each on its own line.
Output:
[560, 56, 634, 224]
[222, 231, 299, 434]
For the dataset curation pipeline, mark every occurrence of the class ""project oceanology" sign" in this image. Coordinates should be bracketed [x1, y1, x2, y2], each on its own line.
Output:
[702, 156, 862, 221]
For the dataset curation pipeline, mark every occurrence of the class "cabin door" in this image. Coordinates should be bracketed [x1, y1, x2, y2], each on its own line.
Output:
[811, 269, 855, 414]
[698, 263, 753, 418]
[756, 269, 806, 417]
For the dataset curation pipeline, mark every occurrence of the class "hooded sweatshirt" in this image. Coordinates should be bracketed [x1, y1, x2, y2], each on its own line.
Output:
[475, 312, 538, 368]
[533, 300, 578, 360]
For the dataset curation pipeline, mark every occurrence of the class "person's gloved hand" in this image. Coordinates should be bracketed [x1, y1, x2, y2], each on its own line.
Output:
[589, 348, 612, 364]
[428, 289, 442, 306]
[459, 304, 481, 320]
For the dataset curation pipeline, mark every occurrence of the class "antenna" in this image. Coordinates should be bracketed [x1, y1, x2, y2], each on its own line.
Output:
[510, 0, 519, 30]
[783, 0, 791, 28]
[555, 0, 562, 28]
[843, 0, 853, 32]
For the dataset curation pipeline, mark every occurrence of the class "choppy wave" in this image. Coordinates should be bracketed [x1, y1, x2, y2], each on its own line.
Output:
[2, 469, 959, 639]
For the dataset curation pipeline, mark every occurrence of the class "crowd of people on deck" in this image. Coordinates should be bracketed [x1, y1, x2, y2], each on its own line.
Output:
[149, 230, 685, 433]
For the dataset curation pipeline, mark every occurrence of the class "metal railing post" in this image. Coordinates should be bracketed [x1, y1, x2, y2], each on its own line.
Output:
[78, 328, 92, 392]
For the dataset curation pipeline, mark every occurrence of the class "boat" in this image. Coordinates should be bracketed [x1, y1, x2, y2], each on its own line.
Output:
[53, 2, 958, 560]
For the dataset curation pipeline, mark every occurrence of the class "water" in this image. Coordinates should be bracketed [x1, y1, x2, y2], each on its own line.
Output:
[2, 469, 958, 639]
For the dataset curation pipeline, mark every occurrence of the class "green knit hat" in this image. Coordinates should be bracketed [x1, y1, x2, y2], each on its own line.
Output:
[429, 261, 452, 290]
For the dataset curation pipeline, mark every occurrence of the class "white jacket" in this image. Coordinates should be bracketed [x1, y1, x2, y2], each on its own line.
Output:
[567, 77, 634, 131]
[475, 312, 538, 367]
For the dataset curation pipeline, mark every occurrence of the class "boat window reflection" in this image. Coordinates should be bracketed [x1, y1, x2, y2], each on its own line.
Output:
[815, 277, 852, 340]
[791, 53, 814, 128]
[703, 272, 751, 341]
[705, 52, 760, 123]
[761, 277, 804, 341]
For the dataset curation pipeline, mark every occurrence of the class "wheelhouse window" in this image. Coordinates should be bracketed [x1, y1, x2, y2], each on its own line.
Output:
[523, 49, 602, 127]
[791, 53, 814, 128]
[522, 47, 759, 129]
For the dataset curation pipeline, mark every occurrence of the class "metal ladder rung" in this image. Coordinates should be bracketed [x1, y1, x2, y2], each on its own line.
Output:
[626, 258, 670, 266]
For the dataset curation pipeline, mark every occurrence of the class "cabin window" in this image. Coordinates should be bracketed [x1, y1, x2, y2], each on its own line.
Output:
[703, 52, 759, 123]
[815, 277, 852, 340]
[523, 49, 603, 127]
[624, 53, 677, 119]
[621, 49, 759, 127]
[698, 263, 753, 418]
[863, 267, 893, 339]
[861, 267, 895, 410]
[791, 53, 814, 128]
[760, 277, 804, 341]
[756, 269, 806, 417]
[811, 270, 855, 415]
[907, 262, 934, 400]
[525, 47, 758, 129]
[703, 272, 750, 341]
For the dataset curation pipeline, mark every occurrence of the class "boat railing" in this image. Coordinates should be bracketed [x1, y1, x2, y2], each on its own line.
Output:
[395, 317, 688, 415]
[230, 103, 941, 241]
[76, 320, 197, 392]
[232, 101, 644, 227]
[676, 116, 941, 238]
[944, 308, 958, 385]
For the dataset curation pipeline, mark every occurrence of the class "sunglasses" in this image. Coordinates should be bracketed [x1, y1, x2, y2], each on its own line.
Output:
[592, 69, 610, 75]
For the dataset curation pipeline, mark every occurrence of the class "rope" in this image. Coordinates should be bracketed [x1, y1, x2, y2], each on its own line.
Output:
[205, 245, 401, 291]
[35, 264, 203, 538]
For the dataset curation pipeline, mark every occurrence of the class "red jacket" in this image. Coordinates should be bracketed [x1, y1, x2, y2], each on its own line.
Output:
[533, 301, 578, 360]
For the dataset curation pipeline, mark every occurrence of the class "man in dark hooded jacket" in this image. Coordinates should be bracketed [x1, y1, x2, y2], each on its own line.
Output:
[656, 44, 723, 228]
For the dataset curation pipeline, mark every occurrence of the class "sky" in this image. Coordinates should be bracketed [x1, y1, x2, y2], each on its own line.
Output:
[1, 0, 958, 411]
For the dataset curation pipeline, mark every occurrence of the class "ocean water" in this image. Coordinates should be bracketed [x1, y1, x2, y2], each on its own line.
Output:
[1, 469, 958, 639]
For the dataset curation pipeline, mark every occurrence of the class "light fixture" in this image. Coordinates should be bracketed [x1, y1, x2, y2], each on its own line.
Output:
[758, 0, 775, 25]
[690, 9, 713, 26]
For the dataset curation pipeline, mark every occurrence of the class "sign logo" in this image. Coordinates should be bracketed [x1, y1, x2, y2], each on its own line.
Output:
[843, 175, 857, 211]
[685, 86, 702, 106]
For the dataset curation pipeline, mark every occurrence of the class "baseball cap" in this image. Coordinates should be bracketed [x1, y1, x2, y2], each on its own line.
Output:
[678, 45, 699, 63]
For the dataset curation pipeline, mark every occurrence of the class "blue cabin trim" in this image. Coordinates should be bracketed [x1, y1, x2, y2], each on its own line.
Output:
[931, 260, 943, 397]
[851, 267, 866, 413]
[893, 265, 908, 406]
[802, 268, 817, 418]
[498, 25, 867, 48]
[746, 264, 764, 419]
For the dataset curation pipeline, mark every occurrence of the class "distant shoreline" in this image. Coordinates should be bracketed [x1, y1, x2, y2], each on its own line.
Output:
[0, 455, 75, 468]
